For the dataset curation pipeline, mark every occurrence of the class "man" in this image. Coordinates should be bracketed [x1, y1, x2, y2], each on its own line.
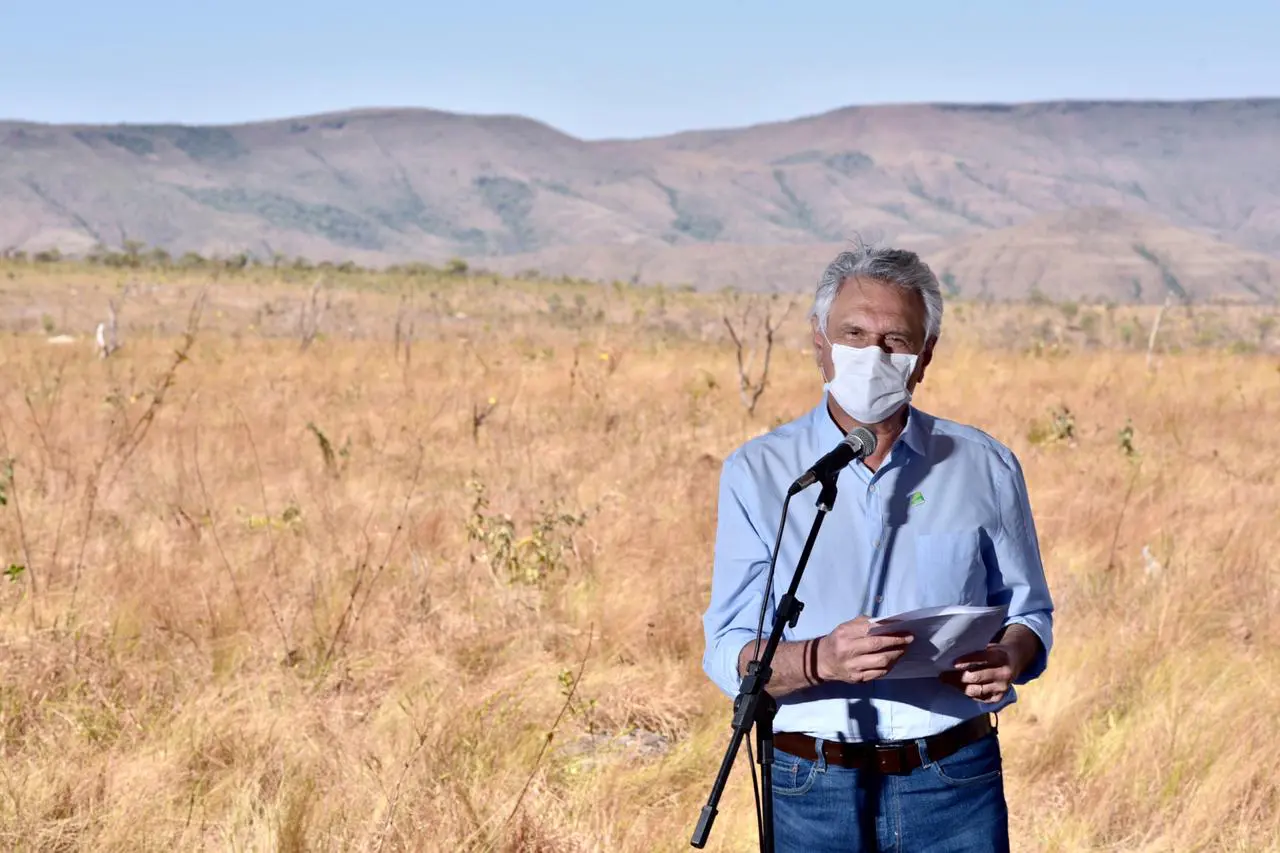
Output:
[702, 243, 1054, 852]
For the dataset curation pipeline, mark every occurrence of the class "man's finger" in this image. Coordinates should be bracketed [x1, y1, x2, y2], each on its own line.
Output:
[960, 667, 1006, 685]
[872, 650, 908, 669]
[845, 615, 872, 635]
[857, 634, 913, 654]
[966, 683, 1007, 703]
[851, 651, 905, 677]
[951, 650, 994, 668]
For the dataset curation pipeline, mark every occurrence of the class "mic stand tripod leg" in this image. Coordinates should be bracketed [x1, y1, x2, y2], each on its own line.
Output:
[756, 691, 777, 853]
[690, 475, 839, 851]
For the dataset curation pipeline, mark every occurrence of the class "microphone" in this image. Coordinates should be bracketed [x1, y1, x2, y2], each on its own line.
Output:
[787, 427, 877, 495]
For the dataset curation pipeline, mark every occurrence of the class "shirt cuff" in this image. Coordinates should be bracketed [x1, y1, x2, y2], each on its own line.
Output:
[1003, 613, 1052, 684]
[703, 629, 759, 698]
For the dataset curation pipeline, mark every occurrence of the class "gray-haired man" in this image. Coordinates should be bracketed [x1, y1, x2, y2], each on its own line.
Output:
[702, 244, 1054, 851]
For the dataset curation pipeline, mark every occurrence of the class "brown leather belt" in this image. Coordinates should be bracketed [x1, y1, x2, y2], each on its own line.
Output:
[773, 714, 995, 774]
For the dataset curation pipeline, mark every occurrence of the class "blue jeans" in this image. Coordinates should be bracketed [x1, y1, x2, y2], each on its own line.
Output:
[770, 729, 1009, 852]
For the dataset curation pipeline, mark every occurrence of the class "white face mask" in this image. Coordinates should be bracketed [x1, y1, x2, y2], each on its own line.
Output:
[821, 335, 919, 424]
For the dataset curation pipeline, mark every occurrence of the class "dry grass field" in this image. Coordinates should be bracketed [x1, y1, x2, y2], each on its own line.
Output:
[1, 261, 1278, 851]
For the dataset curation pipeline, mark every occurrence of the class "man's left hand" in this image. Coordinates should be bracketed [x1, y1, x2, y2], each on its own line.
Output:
[939, 643, 1020, 704]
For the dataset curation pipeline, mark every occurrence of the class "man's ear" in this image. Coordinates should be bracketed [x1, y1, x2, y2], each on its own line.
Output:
[912, 336, 937, 387]
[810, 315, 826, 367]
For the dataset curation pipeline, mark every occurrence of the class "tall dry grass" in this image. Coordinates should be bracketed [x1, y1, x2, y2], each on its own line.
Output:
[0, 267, 1278, 851]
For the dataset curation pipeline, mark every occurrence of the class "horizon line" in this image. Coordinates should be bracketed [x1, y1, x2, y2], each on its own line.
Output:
[2, 93, 1278, 142]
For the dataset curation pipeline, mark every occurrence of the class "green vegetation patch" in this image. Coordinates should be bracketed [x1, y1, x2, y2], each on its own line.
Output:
[180, 187, 383, 250]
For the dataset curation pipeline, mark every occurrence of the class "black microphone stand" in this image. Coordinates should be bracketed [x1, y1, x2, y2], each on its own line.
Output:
[691, 472, 840, 851]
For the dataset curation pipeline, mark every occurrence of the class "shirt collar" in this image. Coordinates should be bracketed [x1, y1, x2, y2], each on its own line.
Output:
[812, 393, 932, 460]
[898, 404, 931, 458]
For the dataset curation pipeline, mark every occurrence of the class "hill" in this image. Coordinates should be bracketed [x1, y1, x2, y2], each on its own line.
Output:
[927, 207, 1280, 303]
[3, 99, 1279, 300]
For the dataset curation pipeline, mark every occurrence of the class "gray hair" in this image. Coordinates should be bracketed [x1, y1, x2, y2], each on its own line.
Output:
[810, 241, 944, 341]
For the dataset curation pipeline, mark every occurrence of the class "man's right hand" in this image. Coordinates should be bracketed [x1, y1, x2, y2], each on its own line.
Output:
[817, 615, 914, 683]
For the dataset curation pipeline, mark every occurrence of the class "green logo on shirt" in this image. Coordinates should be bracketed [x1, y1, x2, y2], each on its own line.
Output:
[908, 491, 926, 507]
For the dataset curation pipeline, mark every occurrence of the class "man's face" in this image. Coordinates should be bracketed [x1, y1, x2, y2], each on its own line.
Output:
[811, 276, 935, 391]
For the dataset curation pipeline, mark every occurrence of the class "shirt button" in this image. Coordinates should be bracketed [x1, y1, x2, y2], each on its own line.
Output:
[874, 538, 881, 547]
[876, 596, 883, 603]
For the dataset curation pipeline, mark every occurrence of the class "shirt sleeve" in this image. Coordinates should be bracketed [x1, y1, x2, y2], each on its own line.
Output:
[701, 450, 776, 698]
[986, 448, 1055, 684]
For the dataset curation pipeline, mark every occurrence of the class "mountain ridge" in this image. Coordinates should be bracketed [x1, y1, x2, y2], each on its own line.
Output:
[8, 95, 1274, 133]
[3, 97, 1279, 301]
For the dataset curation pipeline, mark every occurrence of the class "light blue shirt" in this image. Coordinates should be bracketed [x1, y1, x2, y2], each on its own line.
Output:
[701, 395, 1054, 741]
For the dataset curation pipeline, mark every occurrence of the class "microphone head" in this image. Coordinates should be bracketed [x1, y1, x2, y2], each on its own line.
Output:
[847, 426, 877, 456]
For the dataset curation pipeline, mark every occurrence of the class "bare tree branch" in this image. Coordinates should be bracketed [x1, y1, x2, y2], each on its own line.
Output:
[722, 294, 798, 416]
[299, 276, 326, 351]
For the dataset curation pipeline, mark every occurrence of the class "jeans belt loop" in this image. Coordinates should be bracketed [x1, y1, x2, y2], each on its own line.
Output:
[813, 737, 827, 771]
[914, 733, 933, 768]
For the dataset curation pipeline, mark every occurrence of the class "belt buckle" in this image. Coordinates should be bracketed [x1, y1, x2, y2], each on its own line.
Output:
[873, 741, 911, 774]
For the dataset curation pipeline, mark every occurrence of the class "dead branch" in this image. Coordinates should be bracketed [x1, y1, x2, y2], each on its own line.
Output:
[105, 286, 206, 491]
[1106, 461, 1144, 571]
[233, 402, 292, 657]
[322, 441, 425, 666]
[497, 624, 594, 841]
[723, 294, 797, 416]
[1146, 294, 1173, 372]
[192, 425, 254, 632]
[472, 398, 498, 442]
[0, 422, 39, 621]
[299, 276, 326, 351]
[393, 293, 416, 367]
[97, 292, 125, 359]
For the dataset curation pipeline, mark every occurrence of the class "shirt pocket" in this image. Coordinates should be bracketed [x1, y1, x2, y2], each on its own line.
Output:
[913, 529, 985, 607]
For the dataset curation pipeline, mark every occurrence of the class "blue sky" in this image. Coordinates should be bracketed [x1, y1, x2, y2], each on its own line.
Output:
[2, 1, 1277, 139]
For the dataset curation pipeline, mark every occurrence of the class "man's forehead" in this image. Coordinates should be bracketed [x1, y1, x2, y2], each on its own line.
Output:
[831, 279, 926, 325]
[835, 276, 913, 303]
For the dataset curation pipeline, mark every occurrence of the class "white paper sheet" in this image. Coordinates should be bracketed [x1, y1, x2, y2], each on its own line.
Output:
[865, 604, 1009, 680]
